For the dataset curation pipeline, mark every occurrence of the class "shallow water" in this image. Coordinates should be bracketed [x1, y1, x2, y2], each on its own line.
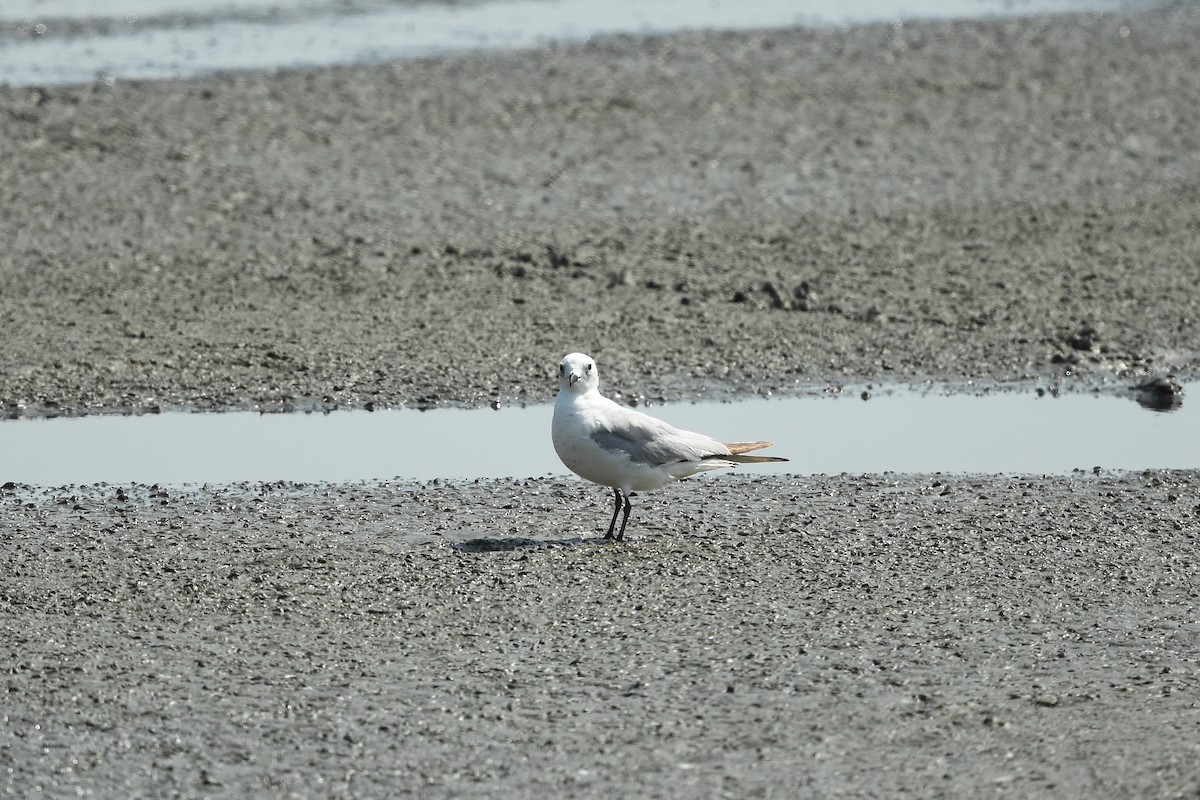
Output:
[0, 384, 1193, 486]
[0, 0, 1167, 86]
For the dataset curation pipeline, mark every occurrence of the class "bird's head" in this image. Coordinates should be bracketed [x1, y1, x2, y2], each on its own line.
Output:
[558, 352, 599, 394]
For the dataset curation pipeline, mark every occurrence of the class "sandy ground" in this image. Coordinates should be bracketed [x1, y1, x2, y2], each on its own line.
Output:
[3, 473, 1200, 799]
[2, 5, 1200, 799]
[2, 7, 1199, 415]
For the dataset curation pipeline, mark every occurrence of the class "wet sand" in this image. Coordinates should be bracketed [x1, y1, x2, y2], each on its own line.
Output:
[3, 473, 1199, 798]
[2, 7, 1198, 415]
[3, 5, 1200, 798]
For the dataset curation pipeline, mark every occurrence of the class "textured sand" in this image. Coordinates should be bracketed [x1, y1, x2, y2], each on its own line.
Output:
[2, 8, 1198, 416]
[3, 472, 1199, 798]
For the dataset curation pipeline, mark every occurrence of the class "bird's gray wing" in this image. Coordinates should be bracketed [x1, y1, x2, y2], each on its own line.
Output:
[590, 414, 714, 467]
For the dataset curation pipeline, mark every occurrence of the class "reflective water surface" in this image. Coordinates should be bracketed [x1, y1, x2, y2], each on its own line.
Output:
[0, 385, 1194, 486]
[0, 0, 1167, 86]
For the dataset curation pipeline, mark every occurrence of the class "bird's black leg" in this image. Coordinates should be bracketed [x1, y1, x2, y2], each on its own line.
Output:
[604, 487, 623, 539]
[615, 491, 633, 542]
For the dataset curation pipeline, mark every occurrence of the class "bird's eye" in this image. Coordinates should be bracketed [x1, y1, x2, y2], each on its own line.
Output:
[586, 363, 593, 372]
[559, 364, 564, 374]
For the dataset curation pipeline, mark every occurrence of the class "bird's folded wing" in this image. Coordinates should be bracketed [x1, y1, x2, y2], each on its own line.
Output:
[721, 441, 788, 462]
[590, 409, 727, 467]
[718, 453, 789, 464]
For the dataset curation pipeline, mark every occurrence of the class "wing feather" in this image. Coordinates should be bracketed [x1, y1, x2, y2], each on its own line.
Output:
[589, 406, 724, 466]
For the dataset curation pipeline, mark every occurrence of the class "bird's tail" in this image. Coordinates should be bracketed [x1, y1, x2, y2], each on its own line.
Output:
[721, 441, 788, 463]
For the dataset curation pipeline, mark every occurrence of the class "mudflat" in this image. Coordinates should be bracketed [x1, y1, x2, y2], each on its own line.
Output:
[1, 7, 1198, 414]
[3, 473, 1199, 798]
[2, 5, 1199, 799]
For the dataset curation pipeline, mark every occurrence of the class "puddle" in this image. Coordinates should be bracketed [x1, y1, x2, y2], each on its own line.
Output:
[0, 0, 1168, 87]
[0, 384, 1194, 486]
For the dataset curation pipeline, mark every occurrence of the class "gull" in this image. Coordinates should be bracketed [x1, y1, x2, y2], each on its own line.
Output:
[552, 352, 787, 541]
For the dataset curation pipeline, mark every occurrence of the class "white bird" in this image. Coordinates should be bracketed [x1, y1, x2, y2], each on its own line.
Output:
[552, 352, 787, 541]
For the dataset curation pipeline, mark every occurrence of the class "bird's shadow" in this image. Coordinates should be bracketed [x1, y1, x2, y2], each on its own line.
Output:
[450, 534, 601, 553]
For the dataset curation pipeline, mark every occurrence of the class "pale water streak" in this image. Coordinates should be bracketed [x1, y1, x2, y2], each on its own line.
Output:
[0, 386, 1194, 486]
[0, 0, 1166, 86]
